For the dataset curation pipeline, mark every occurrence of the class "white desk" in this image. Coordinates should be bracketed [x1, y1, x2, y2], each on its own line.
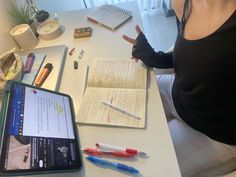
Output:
[29, 1, 181, 177]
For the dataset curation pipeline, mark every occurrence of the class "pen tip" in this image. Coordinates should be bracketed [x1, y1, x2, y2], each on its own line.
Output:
[83, 154, 88, 158]
[138, 151, 148, 157]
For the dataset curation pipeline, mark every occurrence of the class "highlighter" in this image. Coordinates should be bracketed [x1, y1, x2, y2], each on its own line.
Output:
[34, 63, 53, 87]
[23, 53, 35, 73]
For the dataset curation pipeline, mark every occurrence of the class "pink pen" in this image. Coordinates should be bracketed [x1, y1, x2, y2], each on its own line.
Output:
[95, 143, 147, 156]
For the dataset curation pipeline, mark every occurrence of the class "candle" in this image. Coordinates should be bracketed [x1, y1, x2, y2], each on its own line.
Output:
[10, 24, 38, 50]
[37, 20, 64, 40]
[37, 21, 60, 34]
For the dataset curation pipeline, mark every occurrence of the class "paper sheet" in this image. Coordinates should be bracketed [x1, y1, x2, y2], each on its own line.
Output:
[77, 87, 146, 128]
[88, 58, 147, 89]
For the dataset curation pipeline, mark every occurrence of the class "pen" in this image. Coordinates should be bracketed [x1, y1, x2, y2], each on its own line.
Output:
[78, 49, 85, 59]
[69, 47, 75, 56]
[82, 147, 135, 158]
[34, 63, 53, 87]
[87, 17, 98, 24]
[23, 53, 35, 73]
[96, 143, 147, 156]
[83, 65, 89, 96]
[84, 155, 139, 174]
[101, 101, 141, 120]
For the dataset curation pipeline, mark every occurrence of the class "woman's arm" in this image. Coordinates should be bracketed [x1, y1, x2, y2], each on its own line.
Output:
[132, 32, 173, 68]
[133, 0, 185, 68]
[123, 25, 173, 68]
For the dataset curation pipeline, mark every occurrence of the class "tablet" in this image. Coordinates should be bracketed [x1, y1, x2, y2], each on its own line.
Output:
[0, 81, 82, 175]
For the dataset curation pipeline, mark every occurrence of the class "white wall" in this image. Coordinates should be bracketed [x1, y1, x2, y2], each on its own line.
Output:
[16, 0, 85, 14]
[35, 0, 85, 13]
[0, 0, 17, 54]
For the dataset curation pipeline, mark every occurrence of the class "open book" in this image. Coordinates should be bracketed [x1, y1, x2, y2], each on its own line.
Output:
[87, 4, 132, 30]
[76, 58, 147, 128]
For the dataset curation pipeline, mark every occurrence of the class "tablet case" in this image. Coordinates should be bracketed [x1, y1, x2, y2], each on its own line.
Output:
[0, 80, 83, 176]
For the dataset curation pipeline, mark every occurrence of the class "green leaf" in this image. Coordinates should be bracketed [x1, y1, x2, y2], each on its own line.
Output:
[6, 1, 34, 25]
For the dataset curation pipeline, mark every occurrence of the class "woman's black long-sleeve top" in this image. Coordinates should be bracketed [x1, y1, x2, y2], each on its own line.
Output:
[132, 11, 236, 145]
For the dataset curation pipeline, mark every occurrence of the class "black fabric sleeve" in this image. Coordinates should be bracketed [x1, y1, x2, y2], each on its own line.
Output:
[132, 32, 173, 68]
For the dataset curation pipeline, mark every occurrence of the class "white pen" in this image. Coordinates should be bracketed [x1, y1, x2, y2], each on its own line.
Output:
[78, 49, 85, 59]
[83, 65, 89, 96]
[101, 101, 141, 120]
[96, 143, 148, 156]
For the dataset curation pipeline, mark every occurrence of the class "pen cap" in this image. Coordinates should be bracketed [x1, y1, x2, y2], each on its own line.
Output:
[44, 63, 53, 70]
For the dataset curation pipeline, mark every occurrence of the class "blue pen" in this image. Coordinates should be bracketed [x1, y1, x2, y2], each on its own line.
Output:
[85, 155, 139, 174]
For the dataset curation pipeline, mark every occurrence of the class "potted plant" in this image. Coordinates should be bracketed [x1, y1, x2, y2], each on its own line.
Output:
[7, 1, 34, 25]
[6, 1, 42, 37]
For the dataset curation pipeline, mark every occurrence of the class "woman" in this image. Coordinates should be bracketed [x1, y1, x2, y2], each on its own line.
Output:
[123, 0, 236, 176]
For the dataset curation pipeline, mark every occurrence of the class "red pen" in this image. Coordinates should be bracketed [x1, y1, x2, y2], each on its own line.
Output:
[82, 147, 135, 158]
[69, 47, 75, 56]
[87, 17, 98, 24]
[95, 143, 147, 156]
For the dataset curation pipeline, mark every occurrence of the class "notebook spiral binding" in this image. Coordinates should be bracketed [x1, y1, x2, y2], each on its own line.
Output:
[106, 4, 133, 16]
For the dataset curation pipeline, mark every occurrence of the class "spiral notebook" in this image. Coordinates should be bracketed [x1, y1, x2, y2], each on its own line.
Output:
[87, 4, 132, 30]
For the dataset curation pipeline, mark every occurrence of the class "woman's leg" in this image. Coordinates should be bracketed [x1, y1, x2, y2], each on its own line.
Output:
[168, 118, 236, 177]
[156, 74, 236, 176]
[156, 74, 177, 121]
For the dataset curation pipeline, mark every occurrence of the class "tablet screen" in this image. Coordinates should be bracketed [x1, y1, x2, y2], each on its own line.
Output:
[0, 82, 82, 174]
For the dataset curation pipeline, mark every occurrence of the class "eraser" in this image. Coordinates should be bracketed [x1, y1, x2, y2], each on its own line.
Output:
[74, 27, 92, 38]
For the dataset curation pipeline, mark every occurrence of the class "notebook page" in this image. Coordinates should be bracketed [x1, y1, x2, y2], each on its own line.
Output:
[77, 87, 146, 128]
[87, 58, 147, 89]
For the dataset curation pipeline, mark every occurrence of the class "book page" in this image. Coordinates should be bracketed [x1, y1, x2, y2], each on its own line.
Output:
[77, 87, 146, 128]
[87, 58, 147, 89]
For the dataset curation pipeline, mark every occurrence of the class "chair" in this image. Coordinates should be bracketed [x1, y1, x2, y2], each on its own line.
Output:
[192, 157, 236, 177]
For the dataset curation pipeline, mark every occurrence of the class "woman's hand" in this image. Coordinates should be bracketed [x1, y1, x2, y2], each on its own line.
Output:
[122, 25, 142, 61]
[122, 25, 142, 45]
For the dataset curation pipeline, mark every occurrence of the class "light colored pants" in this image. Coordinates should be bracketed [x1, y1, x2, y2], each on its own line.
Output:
[156, 74, 236, 177]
